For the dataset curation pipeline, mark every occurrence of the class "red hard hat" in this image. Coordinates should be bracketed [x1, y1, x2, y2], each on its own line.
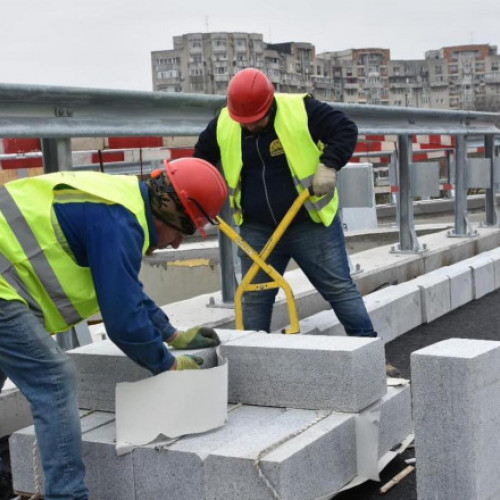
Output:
[164, 158, 228, 238]
[227, 68, 275, 124]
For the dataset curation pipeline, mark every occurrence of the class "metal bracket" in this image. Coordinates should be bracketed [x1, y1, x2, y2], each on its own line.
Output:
[390, 241, 428, 254]
[447, 210, 479, 238]
[206, 296, 235, 309]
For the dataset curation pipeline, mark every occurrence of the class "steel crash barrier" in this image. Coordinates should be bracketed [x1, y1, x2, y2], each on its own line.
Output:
[1, 82, 500, 308]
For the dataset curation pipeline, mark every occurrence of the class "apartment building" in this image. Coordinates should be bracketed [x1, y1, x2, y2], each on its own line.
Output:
[151, 34, 500, 111]
[152, 32, 265, 94]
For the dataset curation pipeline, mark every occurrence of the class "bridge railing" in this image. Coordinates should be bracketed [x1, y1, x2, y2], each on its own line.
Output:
[1, 82, 500, 302]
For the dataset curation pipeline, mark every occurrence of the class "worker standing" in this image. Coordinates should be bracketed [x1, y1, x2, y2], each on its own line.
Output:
[194, 67, 400, 378]
[0, 158, 227, 499]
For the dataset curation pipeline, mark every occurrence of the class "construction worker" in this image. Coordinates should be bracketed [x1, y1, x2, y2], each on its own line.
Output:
[0, 158, 228, 499]
[194, 67, 400, 378]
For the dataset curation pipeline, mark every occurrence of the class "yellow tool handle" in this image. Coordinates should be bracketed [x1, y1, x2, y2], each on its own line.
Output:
[216, 187, 313, 334]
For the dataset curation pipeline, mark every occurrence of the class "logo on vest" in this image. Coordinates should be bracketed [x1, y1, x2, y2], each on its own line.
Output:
[269, 139, 284, 157]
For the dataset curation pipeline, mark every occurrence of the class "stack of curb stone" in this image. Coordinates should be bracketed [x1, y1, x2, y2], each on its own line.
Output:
[9, 330, 413, 499]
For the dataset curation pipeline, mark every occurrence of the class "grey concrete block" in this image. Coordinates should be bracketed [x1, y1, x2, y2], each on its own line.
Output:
[364, 282, 421, 342]
[367, 385, 413, 459]
[297, 310, 344, 336]
[10, 411, 115, 496]
[462, 255, 495, 299]
[363, 286, 396, 342]
[484, 247, 500, 290]
[133, 405, 286, 500]
[205, 409, 356, 500]
[411, 271, 452, 323]
[438, 264, 473, 309]
[221, 333, 386, 412]
[411, 338, 500, 500]
[68, 340, 217, 411]
[82, 421, 136, 500]
[0, 388, 32, 438]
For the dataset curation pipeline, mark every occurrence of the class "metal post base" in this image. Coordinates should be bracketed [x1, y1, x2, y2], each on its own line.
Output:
[206, 296, 235, 309]
[389, 243, 429, 254]
[446, 229, 479, 238]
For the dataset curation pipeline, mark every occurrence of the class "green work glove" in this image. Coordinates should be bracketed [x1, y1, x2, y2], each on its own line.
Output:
[169, 326, 220, 350]
[173, 355, 204, 370]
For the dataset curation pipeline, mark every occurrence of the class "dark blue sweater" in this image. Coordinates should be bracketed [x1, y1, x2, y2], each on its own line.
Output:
[194, 95, 358, 227]
[53, 182, 177, 374]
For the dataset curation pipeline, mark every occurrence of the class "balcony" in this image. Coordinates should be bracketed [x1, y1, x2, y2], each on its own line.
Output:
[214, 74, 230, 83]
[485, 73, 500, 83]
[430, 80, 449, 88]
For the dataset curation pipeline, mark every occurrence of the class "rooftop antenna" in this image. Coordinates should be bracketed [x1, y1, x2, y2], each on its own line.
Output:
[205, 16, 209, 33]
[470, 30, 474, 44]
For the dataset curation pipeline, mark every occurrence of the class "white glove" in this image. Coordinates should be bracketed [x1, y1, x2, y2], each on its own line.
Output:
[312, 163, 337, 196]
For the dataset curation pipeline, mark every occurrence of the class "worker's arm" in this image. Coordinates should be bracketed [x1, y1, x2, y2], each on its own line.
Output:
[193, 116, 221, 166]
[305, 96, 358, 171]
[55, 202, 179, 373]
[141, 295, 176, 340]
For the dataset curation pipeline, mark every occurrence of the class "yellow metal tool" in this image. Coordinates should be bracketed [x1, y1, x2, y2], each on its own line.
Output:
[216, 187, 312, 334]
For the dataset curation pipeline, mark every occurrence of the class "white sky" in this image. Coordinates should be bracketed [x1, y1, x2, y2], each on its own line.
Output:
[1, 0, 498, 91]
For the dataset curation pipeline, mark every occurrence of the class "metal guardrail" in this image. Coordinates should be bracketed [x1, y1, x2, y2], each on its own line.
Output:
[1, 82, 500, 303]
[0, 83, 225, 138]
[1, 82, 499, 137]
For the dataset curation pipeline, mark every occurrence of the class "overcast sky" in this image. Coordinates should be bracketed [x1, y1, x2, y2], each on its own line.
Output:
[1, 0, 498, 92]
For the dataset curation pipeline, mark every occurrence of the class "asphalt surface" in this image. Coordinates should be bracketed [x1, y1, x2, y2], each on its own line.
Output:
[335, 287, 500, 500]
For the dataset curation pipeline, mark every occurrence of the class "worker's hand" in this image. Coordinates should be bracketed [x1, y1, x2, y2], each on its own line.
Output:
[168, 326, 220, 350]
[312, 163, 337, 196]
[171, 355, 204, 370]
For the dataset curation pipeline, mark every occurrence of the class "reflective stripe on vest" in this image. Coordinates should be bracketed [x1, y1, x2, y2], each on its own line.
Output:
[216, 93, 338, 226]
[0, 186, 82, 325]
[0, 172, 149, 332]
[0, 248, 45, 321]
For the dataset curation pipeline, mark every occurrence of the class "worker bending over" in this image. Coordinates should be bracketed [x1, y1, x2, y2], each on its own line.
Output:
[0, 158, 227, 499]
[194, 68, 400, 378]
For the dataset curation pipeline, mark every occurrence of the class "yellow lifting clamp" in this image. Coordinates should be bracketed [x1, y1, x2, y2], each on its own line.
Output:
[216, 186, 312, 334]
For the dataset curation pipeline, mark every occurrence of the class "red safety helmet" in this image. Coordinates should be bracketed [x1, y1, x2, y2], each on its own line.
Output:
[227, 68, 275, 124]
[164, 157, 228, 238]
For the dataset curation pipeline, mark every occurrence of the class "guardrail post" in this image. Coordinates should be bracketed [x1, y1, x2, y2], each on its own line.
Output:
[397, 134, 419, 251]
[41, 137, 76, 348]
[41, 138, 72, 173]
[451, 134, 472, 236]
[218, 199, 236, 305]
[484, 134, 499, 226]
[388, 152, 399, 211]
[209, 198, 236, 308]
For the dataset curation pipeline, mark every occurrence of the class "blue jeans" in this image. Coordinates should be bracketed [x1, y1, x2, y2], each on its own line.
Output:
[238, 215, 376, 336]
[0, 299, 88, 500]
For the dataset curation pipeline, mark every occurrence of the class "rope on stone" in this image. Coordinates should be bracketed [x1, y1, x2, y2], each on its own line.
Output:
[29, 438, 42, 500]
[253, 410, 334, 500]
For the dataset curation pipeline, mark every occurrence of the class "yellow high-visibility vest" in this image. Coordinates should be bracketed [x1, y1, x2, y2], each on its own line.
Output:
[216, 93, 339, 226]
[0, 171, 149, 333]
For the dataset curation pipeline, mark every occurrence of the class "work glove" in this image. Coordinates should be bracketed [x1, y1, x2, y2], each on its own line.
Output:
[312, 163, 337, 196]
[168, 326, 220, 350]
[172, 355, 204, 370]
